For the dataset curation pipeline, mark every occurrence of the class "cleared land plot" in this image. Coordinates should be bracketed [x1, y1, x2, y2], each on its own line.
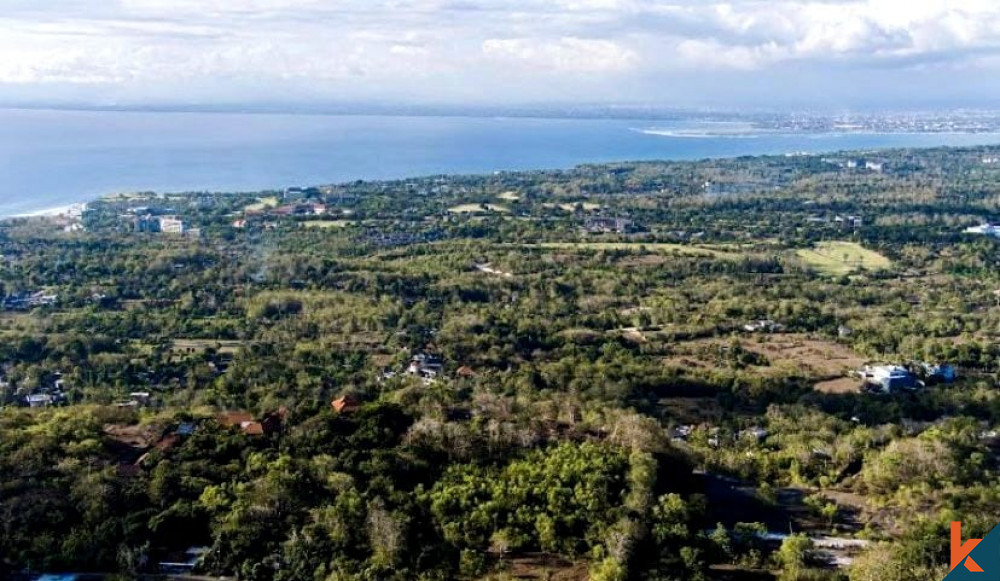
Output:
[244, 196, 280, 213]
[448, 203, 510, 214]
[664, 334, 867, 381]
[479, 554, 587, 581]
[303, 220, 352, 229]
[497, 191, 520, 201]
[104, 423, 164, 448]
[814, 377, 862, 394]
[172, 339, 245, 354]
[796, 241, 891, 276]
[101, 192, 155, 202]
[524, 242, 738, 258]
[542, 202, 602, 211]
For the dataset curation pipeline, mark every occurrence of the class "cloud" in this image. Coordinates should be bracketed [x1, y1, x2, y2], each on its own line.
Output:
[3, 0, 1000, 105]
[650, 1, 1000, 70]
[482, 37, 637, 73]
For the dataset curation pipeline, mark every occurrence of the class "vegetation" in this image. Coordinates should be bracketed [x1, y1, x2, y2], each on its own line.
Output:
[795, 242, 892, 276]
[4, 145, 1000, 579]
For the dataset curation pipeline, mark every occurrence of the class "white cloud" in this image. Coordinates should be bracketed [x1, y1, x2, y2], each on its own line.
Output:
[656, 1, 1000, 69]
[674, 39, 785, 71]
[482, 37, 637, 73]
[3, 0, 1000, 103]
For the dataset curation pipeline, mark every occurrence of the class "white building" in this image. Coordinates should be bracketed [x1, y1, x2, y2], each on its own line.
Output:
[861, 365, 917, 393]
[26, 394, 54, 408]
[159, 217, 187, 234]
[965, 224, 1000, 237]
[66, 204, 87, 219]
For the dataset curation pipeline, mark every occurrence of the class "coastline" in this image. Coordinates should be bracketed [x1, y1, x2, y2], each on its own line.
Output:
[9, 202, 88, 219]
[5, 110, 1000, 216]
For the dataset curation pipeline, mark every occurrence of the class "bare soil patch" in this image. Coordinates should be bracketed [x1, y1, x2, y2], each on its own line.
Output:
[814, 377, 861, 394]
[104, 423, 164, 448]
[482, 554, 589, 581]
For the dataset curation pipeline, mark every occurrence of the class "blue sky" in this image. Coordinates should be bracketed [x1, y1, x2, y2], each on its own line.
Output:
[3, 0, 1000, 109]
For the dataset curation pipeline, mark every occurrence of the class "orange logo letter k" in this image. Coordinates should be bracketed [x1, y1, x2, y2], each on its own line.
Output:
[952, 522, 985, 573]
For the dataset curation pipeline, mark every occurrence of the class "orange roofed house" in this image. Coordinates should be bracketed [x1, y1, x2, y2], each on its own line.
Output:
[332, 394, 361, 414]
[217, 411, 272, 436]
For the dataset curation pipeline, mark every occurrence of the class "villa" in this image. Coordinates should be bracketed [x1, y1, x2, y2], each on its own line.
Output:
[965, 224, 1000, 236]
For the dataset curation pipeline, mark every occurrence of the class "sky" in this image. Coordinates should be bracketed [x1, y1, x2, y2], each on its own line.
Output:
[4, 0, 1000, 110]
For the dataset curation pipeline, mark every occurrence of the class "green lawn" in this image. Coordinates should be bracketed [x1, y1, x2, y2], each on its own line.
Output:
[303, 220, 351, 229]
[522, 242, 737, 257]
[244, 196, 280, 213]
[796, 241, 891, 275]
[448, 203, 510, 214]
[542, 202, 602, 211]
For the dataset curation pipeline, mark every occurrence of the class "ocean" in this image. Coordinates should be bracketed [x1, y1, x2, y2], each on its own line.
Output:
[3, 107, 1000, 217]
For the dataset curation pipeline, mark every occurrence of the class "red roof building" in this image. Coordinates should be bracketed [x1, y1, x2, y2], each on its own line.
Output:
[332, 394, 361, 414]
[217, 411, 254, 427]
[218, 411, 266, 436]
[241, 422, 265, 436]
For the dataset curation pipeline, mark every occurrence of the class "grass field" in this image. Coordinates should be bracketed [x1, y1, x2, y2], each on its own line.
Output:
[497, 191, 520, 201]
[796, 241, 891, 276]
[244, 196, 280, 213]
[523, 242, 736, 257]
[303, 220, 351, 228]
[172, 339, 245, 354]
[448, 203, 510, 214]
[101, 192, 155, 201]
[663, 334, 867, 381]
[814, 377, 862, 394]
[542, 202, 602, 211]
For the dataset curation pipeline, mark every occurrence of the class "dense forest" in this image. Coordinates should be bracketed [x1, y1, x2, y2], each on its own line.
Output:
[4, 145, 1000, 580]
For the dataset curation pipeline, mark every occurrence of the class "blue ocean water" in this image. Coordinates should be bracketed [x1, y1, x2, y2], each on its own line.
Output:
[2, 107, 1000, 217]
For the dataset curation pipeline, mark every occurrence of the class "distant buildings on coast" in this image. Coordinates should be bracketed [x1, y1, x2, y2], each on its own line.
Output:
[821, 157, 886, 173]
[132, 213, 189, 234]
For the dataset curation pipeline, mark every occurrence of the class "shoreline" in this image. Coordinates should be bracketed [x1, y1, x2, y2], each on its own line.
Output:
[9, 202, 88, 219]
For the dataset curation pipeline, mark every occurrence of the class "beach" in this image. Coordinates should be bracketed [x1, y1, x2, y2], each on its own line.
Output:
[12, 202, 88, 219]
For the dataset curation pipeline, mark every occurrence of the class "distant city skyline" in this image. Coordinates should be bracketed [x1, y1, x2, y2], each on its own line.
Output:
[5, 0, 1000, 110]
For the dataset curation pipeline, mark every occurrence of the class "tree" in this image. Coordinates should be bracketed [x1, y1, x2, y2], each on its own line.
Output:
[776, 534, 813, 574]
[589, 557, 627, 581]
[367, 498, 406, 568]
[849, 542, 947, 581]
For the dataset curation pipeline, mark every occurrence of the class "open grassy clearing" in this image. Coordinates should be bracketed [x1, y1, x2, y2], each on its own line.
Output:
[542, 202, 602, 211]
[100, 192, 155, 202]
[448, 203, 510, 214]
[172, 338, 245, 354]
[244, 196, 280, 213]
[497, 191, 520, 201]
[814, 376, 863, 394]
[662, 334, 868, 382]
[478, 554, 588, 581]
[521, 242, 739, 258]
[796, 241, 892, 276]
[302, 220, 352, 228]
